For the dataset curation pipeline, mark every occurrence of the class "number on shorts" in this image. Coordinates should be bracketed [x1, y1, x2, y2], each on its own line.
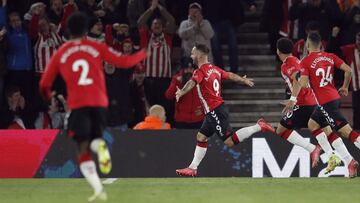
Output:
[72, 59, 93, 86]
[213, 79, 220, 96]
[315, 66, 332, 87]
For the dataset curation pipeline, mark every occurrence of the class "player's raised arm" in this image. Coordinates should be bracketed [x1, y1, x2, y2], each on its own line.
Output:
[227, 72, 254, 87]
[338, 62, 352, 96]
[101, 45, 147, 69]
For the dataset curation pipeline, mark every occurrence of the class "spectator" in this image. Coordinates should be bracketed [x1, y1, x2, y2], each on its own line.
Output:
[23, 2, 47, 28]
[0, 0, 6, 108]
[341, 0, 360, 45]
[208, 0, 256, 73]
[77, 0, 104, 19]
[329, 32, 360, 130]
[0, 27, 6, 108]
[178, 2, 214, 62]
[289, 0, 342, 40]
[35, 93, 67, 129]
[97, 0, 125, 26]
[0, 86, 36, 129]
[105, 23, 135, 50]
[87, 17, 105, 42]
[260, 0, 283, 54]
[165, 57, 204, 129]
[48, 0, 64, 25]
[104, 39, 136, 131]
[6, 12, 34, 102]
[133, 104, 171, 129]
[292, 21, 328, 59]
[137, 0, 176, 124]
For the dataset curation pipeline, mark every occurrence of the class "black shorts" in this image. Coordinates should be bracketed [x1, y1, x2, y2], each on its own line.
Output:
[65, 107, 107, 145]
[310, 99, 348, 131]
[280, 105, 315, 129]
[200, 104, 233, 141]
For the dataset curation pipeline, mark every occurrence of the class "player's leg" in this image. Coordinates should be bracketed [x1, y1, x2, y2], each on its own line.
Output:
[89, 108, 111, 175]
[176, 116, 213, 177]
[224, 119, 274, 147]
[67, 109, 105, 201]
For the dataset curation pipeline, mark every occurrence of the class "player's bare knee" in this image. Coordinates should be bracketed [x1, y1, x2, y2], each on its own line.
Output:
[196, 133, 208, 142]
[224, 137, 234, 147]
[308, 119, 320, 131]
[276, 124, 286, 135]
[338, 124, 352, 138]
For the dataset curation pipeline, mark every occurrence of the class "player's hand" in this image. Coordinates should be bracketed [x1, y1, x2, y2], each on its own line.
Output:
[338, 87, 349, 96]
[282, 100, 296, 115]
[242, 75, 254, 87]
[175, 86, 183, 102]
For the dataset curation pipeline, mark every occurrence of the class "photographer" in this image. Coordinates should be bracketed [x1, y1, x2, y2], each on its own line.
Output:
[165, 57, 204, 129]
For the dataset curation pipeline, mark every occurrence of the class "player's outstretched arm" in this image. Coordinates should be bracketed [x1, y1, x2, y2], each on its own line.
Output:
[102, 45, 147, 68]
[338, 63, 352, 96]
[282, 72, 305, 114]
[227, 72, 254, 87]
[175, 79, 196, 102]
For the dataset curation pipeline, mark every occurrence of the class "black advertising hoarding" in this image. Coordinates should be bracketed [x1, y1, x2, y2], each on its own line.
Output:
[31, 129, 360, 178]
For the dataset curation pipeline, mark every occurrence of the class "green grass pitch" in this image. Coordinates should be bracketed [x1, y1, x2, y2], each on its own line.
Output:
[0, 178, 359, 203]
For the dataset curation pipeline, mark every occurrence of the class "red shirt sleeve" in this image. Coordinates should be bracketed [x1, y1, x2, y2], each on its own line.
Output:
[105, 24, 114, 46]
[100, 43, 147, 68]
[300, 59, 309, 76]
[219, 68, 230, 80]
[292, 41, 300, 58]
[191, 69, 204, 84]
[331, 53, 344, 69]
[39, 50, 60, 100]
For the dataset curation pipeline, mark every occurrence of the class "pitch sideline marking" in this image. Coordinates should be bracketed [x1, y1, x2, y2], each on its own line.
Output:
[102, 178, 118, 184]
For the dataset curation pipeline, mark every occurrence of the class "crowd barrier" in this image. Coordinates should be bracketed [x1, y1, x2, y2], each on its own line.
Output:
[0, 129, 359, 178]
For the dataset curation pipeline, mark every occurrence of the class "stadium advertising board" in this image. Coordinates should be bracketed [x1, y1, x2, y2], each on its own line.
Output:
[0, 130, 359, 178]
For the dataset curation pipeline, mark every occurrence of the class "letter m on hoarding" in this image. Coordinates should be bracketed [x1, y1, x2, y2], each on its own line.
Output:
[252, 138, 310, 178]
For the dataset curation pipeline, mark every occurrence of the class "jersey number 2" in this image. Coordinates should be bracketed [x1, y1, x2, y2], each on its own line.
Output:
[72, 59, 93, 86]
[315, 66, 332, 87]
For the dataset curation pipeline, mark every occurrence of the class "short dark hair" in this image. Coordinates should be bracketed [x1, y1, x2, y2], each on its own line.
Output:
[305, 21, 320, 32]
[67, 12, 89, 38]
[277, 38, 293, 54]
[194, 43, 210, 55]
[5, 86, 20, 98]
[307, 32, 322, 47]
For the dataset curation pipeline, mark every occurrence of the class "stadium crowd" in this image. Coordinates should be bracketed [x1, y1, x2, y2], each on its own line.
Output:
[0, 0, 359, 131]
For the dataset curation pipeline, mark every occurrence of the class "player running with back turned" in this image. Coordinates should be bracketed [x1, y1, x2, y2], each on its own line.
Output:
[276, 38, 355, 175]
[175, 44, 275, 177]
[284, 32, 359, 177]
[40, 12, 147, 200]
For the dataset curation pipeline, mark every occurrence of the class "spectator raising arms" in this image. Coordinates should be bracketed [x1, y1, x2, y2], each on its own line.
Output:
[137, 0, 176, 124]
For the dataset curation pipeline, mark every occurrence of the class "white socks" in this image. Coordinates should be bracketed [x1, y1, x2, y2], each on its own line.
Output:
[189, 142, 208, 170]
[234, 124, 261, 143]
[287, 130, 316, 153]
[80, 160, 103, 194]
[328, 132, 353, 166]
[313, 130, 334, 157]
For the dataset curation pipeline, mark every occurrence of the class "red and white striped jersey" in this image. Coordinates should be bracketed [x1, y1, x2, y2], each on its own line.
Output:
[34, 32, 63, 73]
[139, 27, 172, 78]
[191, 63, 229, 113]
[340, 44, 360, 91]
